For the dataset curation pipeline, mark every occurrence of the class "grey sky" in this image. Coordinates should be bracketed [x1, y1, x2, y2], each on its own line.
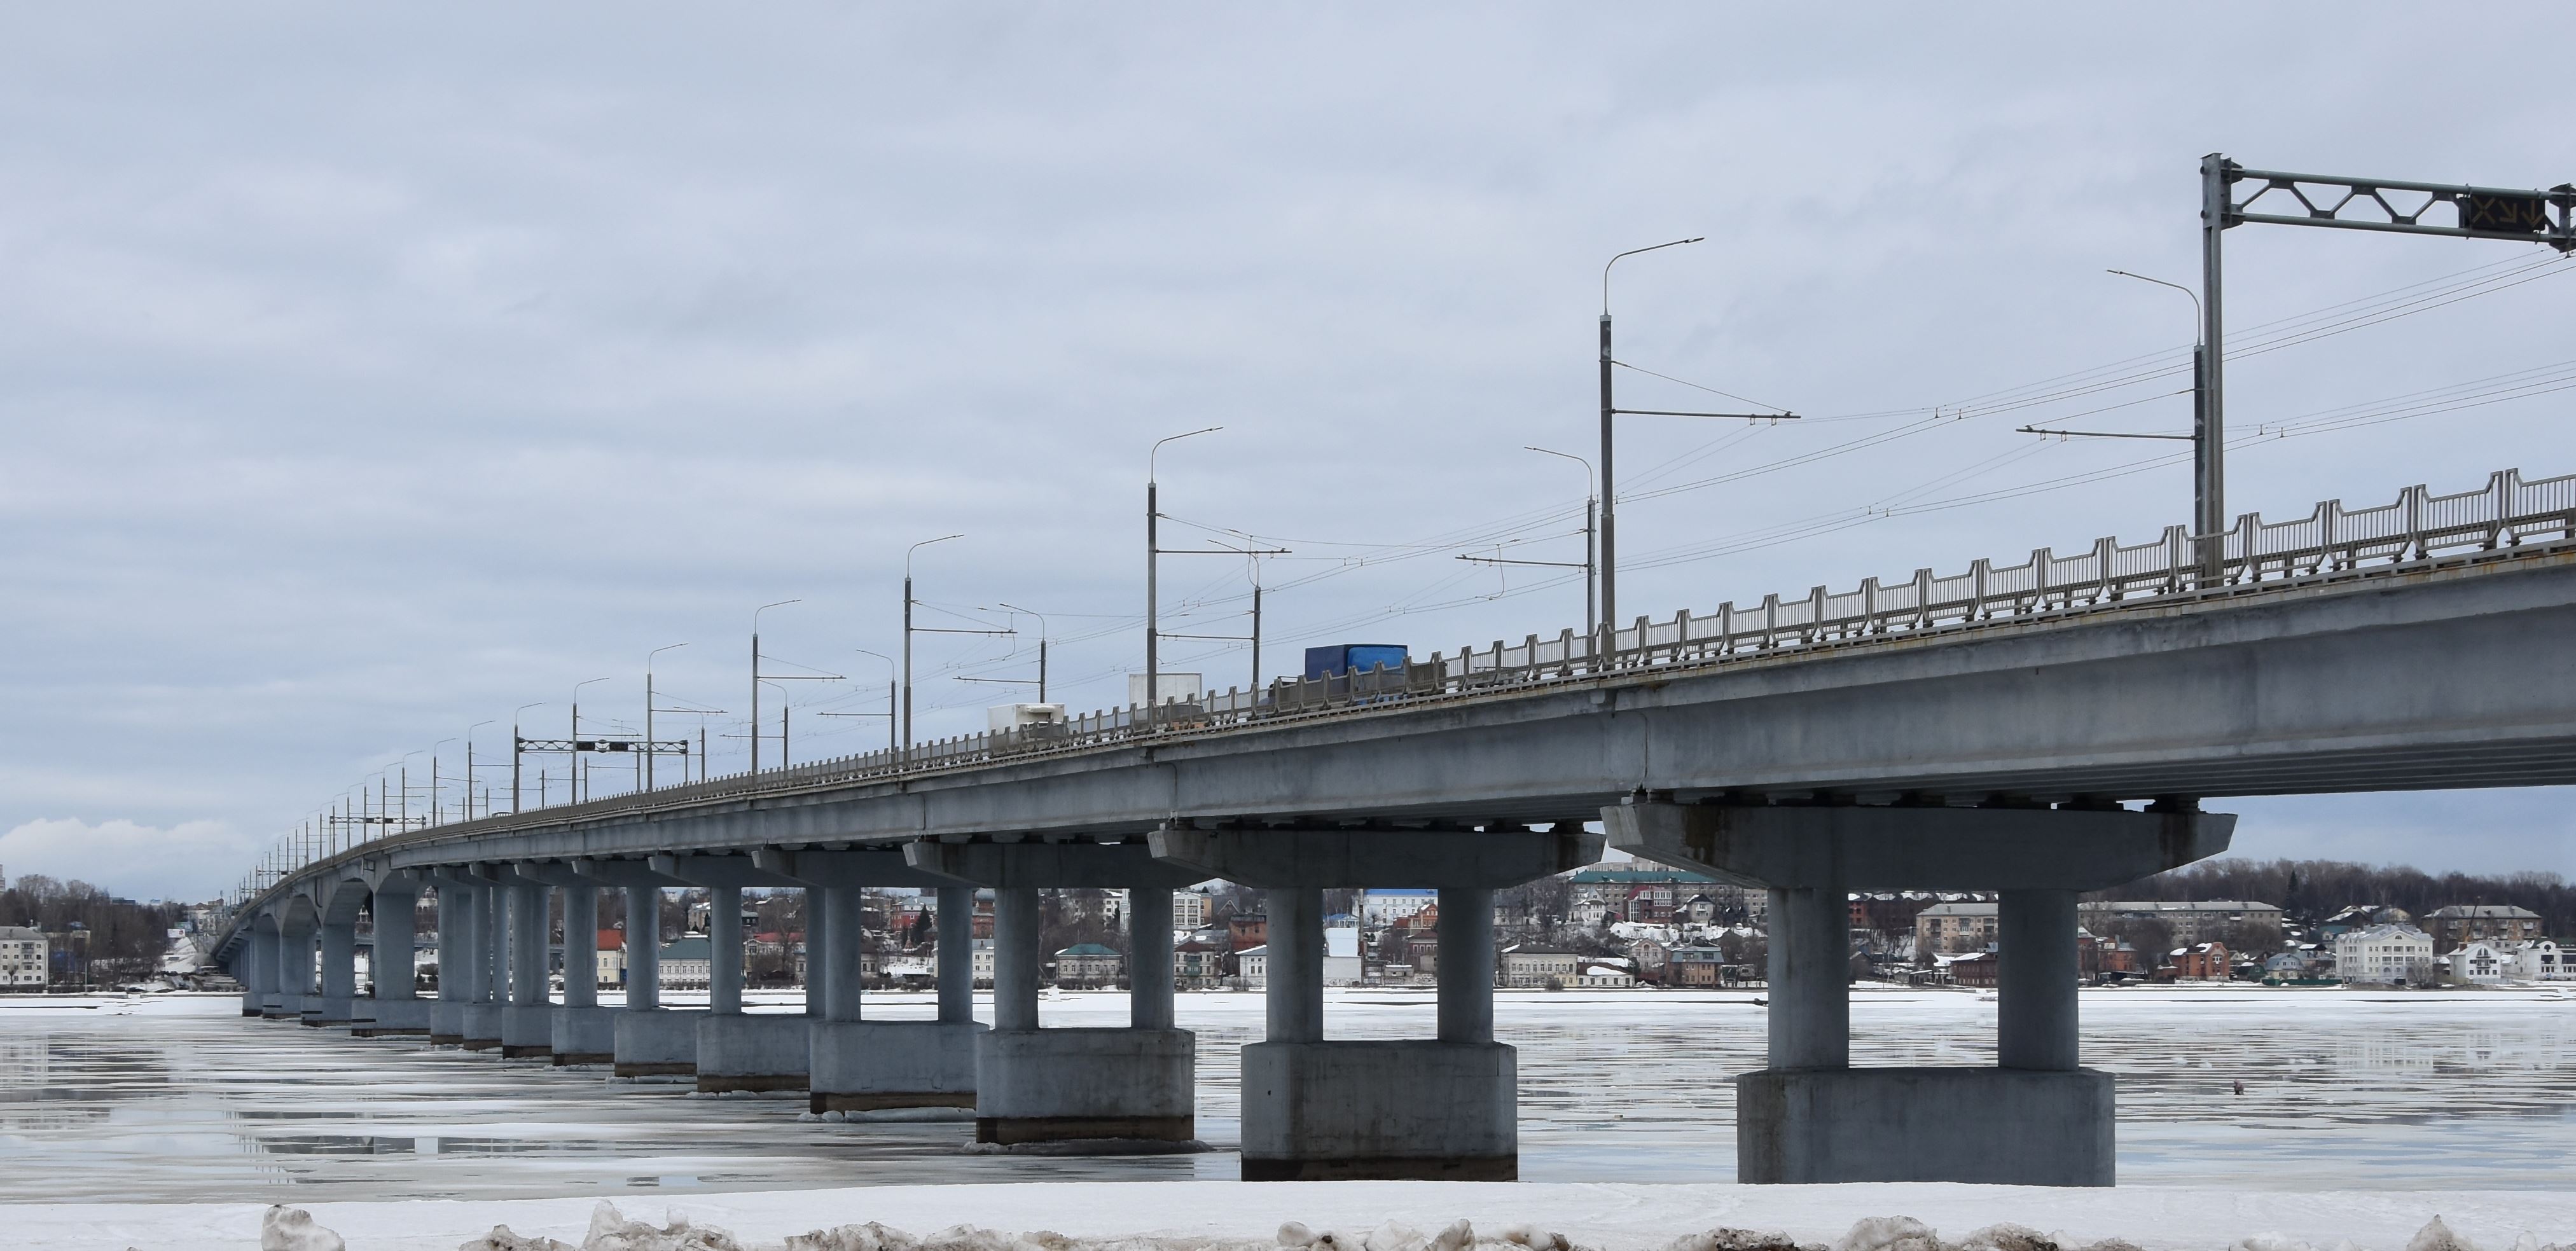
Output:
[4, 8, 2572, 900]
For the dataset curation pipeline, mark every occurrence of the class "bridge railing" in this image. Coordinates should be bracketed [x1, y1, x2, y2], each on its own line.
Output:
[262, 466, 2576, 878]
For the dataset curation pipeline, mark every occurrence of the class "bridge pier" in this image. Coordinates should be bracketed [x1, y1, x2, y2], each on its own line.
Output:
[273, 912, 314, 1020]
[761, 851, 983, 1114]
[502, 874, 553, 1057]
[904, 841, 1199, 1145]
[575, 862, 700, 1078]
[429, 876, 471, 1044]
[549, 878, 614, 1063]
[1147, 823, 1596, 1180]
[665, 855, 809, 1093]
[464, 871, 506, 1050]
[246, 924, 278, 1016]
[356, 876, 430, 1037]
[1609, 799, 2235, 1187]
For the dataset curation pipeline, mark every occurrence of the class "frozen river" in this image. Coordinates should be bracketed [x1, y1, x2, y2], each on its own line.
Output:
[0, 984, 2568, 1203]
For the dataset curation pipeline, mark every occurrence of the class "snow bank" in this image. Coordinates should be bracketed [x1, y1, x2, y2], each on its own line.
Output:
[306, 1203, 2576, 1251]
[47, 1183, 2576, 1251]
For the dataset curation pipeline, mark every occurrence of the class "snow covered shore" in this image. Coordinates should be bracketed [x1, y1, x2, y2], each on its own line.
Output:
[24, 1181, 2576, 1251]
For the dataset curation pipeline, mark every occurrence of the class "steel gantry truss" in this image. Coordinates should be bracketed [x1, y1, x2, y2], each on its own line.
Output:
[2192, 155, 2574, 569]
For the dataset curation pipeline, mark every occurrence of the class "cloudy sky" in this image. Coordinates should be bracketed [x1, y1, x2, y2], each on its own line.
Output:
[4, 7, 2572, 901]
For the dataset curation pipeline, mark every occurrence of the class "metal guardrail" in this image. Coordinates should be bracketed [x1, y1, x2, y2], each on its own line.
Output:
[228, 467, 2576, 911]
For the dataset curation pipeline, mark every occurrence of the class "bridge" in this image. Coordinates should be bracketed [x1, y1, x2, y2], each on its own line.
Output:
[209, 466, 2576, 1186]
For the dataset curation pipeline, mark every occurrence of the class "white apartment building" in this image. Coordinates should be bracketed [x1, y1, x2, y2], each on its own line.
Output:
[2507, 938, 2568, 981]
[1324, 925, 1364, 986]
[1501, 945, 1579, 988]
[972, 937, 995, 988]
[657, 936, 712, 990]
[2079, 901, 2286, 944]
[1915, 902, 1998, 954]
[1356, 888, 1437, 926]
[0, 927, 46, 987]
[1171, 888, 1214, 932]
[2446, 941, 2507, 985]
[2336, 923, 2437, 985]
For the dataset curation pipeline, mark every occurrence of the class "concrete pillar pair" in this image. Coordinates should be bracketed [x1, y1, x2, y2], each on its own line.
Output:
[903, 841, 1195, 1145]
[1146, 823, 1596, 1180]
[1238, 881, 1516, 1180]
[313, 906, 357, 1026]
[431, 878, 470, 1044]
[581, 859, 699, 1079]
[661, 854, 810, 1093]
[1607, 799, 2238, 1188]
[775, 849, 983, 1115]
[462, 869, 507, 1049]
[355, 878, 430, 1037]
[272, 913, 315, 1020]
[248, 925, 282, 1016]
[499, 873, 553, 1057]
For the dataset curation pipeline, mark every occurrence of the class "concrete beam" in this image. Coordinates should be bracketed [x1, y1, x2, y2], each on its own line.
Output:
[651, 852, 801, 888]
[902, 840, 1204, 889]
[1148, 823, 1599, 889]
[1605, 801, 2233, 890]
[752, 847, 953, 889]
[569, 857, 685, 888]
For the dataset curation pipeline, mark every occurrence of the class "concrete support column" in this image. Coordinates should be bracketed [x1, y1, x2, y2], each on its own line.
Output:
[992, 887, 1041, 1032]
[824, 885, 864, 1023]
[562, 885, 599, 1009]
[434, 887, 460, 1013]
[1767, 883, 1850, 1070]
[318, 919, 356, 1016]
[483, 880, 508, 1009]
[1436, 886, 1495, 1044]
[1266, 887, 1324, 1043]
[805, 887, 829, 1019]
[250, 928, 280, 1015]
[511, 882, 548, 1008]
[936, 887, 973, 1025]
[1128, 887, 1173, 1030]
[625, 887, 660, 1009]
[709, 884, 743, 1014]
[454, 885, 481, 1005]
[1997, 888, 2079, 1072]
[375, 890, 417, 1002]
[280, 926, 315, 1014]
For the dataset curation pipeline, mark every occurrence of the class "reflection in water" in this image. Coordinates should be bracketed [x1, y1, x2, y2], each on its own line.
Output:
[0, 987, 2566, 1201]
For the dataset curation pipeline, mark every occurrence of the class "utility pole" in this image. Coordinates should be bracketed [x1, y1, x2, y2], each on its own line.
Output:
[1460, 446, 1596, 640]
[902, 537, 969, 755]
[513, 702, 544, 813]
[1146, 429, 1220, 722]
[751, 602, 799, 773]
[855, 649, 898, 754]
[571, 676, 613, 803]
[647, 643, 688, 790]
[1597, 238, 1796, 648]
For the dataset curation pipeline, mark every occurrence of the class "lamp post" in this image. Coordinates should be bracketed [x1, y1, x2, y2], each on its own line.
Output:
[2107, 268, 2215, 570]
[646, 642, 688, 790]
[751, 600, 800, 773]
[995, 603, 1049, 703]
[854, 648, 897, 754]
[903, 536, 964, 756]
[430, 738, 457, 825]
[1147, 427, 1222, 721]
[571, 676, 615, 803]
[512, 701, 546, 813]
[466, 720, 492, 820]
[1458, 446, 1596, 641]
[1600, 239, 1698, 642]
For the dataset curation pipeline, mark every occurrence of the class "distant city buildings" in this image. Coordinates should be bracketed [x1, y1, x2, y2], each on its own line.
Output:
[2078, 900, 2285, 944]
[2424, 905, 2544, 952]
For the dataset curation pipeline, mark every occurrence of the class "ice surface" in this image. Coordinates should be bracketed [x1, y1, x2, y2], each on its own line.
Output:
[1, 984, 2571, 1205]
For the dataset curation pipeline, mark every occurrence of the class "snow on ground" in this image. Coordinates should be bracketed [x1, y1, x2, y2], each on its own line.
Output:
[20, 1179, 2576, 1251]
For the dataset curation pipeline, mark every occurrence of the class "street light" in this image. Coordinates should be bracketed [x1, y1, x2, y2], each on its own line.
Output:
[646, 642, 688, 791]
[1458, 446, 1596, 641]
[430, 737, 457, 826]
[512, 701, 548, 813]
[1147, 427, 1221, 720]
[1597, 238, 1797, 653]
[751, 600, 800, 773]
[466, 719, 493, 820]
[854, 648, 897, 754]
[996, 603, 1049, 703]
[903, 537, 963, 755]
[571, 676, 616, 803]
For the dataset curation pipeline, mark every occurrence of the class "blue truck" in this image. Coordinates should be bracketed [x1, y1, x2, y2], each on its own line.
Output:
[1303, 643, 1409, 681]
